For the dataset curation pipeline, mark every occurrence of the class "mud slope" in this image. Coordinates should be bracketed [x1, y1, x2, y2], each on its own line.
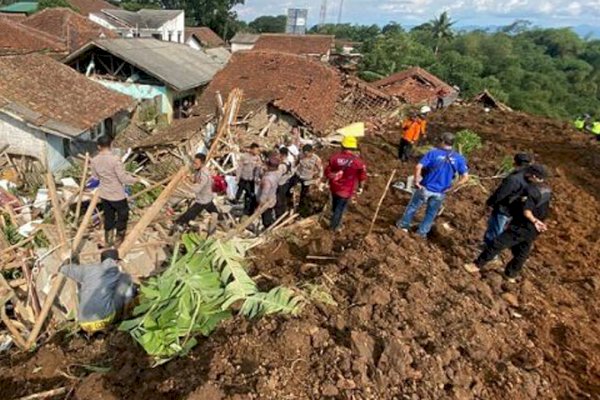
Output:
[1, 106, 599, 400]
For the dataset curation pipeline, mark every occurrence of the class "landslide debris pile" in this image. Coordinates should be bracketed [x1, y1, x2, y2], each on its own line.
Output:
[1, 106, 599, 400]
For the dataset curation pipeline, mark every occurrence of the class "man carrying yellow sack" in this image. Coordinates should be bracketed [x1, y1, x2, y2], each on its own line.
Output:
[60, 249, 136, 334]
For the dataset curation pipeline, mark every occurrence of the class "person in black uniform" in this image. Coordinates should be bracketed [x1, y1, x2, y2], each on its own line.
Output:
[465, 164, 551, 281]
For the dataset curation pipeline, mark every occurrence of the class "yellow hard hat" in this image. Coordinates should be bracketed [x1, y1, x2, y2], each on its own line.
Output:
[341, 136, 358, 149]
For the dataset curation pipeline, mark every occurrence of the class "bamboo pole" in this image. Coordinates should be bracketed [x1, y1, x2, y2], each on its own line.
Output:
[73, 152, 89, 226]
[15, 387, 69, 400]
[367, 169, 397, 237]
[25, 190, 100, 349]
[45, 171, 67, 246]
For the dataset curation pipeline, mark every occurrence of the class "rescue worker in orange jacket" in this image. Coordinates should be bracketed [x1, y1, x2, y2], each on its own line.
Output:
[398, 111, 427, 162]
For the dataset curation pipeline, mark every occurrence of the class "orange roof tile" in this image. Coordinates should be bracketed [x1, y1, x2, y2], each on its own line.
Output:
[0, 53, 133, 135]
[373, 67, 456, 104]
[67, 0, 118, 16]
[253, 34, 334, 57]
[22, 7, 116, 51]
[0, 16, 66, 55]
[185, 26, 224, 48]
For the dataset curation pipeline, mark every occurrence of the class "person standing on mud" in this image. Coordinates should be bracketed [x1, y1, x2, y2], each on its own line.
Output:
[398, 111, 427, 162]
[172, 153, 219, 235]
[258, 154, 282, 229]
[465, 165, 551, 282]
[236, 143, 261, 216]
[287, 144, 324, 212]
[325, 136, 367, 231]
[482, 153, 532, 246]
[91, 135, 138, 247]
[396, 132, 469, 238]
[275, 147, 294, 219]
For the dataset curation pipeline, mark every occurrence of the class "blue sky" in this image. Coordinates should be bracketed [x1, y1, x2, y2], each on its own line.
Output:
[235, 0, 600, 28]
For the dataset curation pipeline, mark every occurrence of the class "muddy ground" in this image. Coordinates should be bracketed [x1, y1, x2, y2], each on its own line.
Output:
[1, 105, 599, 399]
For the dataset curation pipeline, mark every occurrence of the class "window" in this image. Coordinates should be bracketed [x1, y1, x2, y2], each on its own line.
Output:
[177, 31, 182, 43]
[152, 33, 162, 40]
[168, 31, 172, 42]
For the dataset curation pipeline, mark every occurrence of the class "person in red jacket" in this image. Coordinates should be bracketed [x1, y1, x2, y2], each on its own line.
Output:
[325, 136, 367, 231]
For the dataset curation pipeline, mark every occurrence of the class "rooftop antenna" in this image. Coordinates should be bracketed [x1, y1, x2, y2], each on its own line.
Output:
[337, 0, 344, 24]
[319, 0, 327, 27]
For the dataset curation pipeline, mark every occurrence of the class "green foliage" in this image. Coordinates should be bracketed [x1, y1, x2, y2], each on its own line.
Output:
[2, 222, 21, 245]
[301, 283, 338, 307]
[352, 15, 600, 119]
[454, 129, 483, 156]
[120, 234, 304, 363]
[38, 0, 76, 11]
[497, 155, 515, 176]
[248, 15, 286, 33]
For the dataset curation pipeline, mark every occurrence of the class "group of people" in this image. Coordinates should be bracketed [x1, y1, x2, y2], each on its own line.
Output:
[62, 113, 553, 334]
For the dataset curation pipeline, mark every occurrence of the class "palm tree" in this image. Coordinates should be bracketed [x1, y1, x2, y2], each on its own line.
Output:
[430, 11, 455, 56]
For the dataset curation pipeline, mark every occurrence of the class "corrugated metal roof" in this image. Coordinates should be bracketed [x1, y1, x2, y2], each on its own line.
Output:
[100, 9, 182, 29]
[0, 2, 37, 13]
[65, 38, 226, 91]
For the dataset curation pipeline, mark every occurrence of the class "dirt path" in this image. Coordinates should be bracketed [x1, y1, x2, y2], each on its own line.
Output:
[1, 106, 599, 399]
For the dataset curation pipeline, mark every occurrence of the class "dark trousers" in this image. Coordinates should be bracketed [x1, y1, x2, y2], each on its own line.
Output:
[436, 97, 444, 110]
[236, 179, 257, 216]
[102, 199, 129, 232]
[287, 174, 310, 211]
[330, 194, 349, 230]
[275, 184, 288, 219]
[475, 224, 537, 278]
[176, 201, 218, 226]
[262, 207, 276, 229]
[398, 138, 413, 161]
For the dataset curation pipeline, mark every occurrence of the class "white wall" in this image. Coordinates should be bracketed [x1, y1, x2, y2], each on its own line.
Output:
[160, 12, 185, 43]
[186, 37, 202, 50]
[0, 113, 71, 172]
[232, 43, 255, 53]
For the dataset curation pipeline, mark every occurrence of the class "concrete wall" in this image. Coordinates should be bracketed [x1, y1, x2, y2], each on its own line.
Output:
[89, 13, 184, 43]
[232, 43, 255, 53]
[186, 37, 202, 50]
[93, 78, 172, 117]
[0, 113, 71, 172]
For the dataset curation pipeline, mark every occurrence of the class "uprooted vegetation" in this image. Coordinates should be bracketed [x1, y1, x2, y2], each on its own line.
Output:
[1, 105, 598, 400]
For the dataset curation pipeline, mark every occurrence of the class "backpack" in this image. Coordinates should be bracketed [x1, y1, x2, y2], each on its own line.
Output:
[212, 175, 228, 194]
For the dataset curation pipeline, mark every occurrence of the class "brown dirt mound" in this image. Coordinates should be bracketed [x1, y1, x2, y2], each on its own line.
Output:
[1, 106, 599, 399]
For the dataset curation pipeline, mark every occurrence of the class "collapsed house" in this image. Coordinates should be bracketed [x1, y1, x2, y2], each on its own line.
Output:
[0, 16, 66, 56]
[472, 90, 513, 112]
[373, 66, 457, 107]
[0, 53, 134, 171]
[252, 34, 335, 62]
[89, 9, 185, 43]
[20, 7, 117, 52]
[64, 38, 227, 122]
[230, 33, 259, 53]
[185, 26, 225, 50]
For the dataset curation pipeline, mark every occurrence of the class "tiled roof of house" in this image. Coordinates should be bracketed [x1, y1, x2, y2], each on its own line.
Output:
[0, 16, 66, 55]
[0, 12, 27, 21]
[185, 26, 224, 48]
[197, 50, 343, 134]
[253, 34, 334, 56]
[21, 7, 116, 51]
[67, 0, 117, 16]
[0, 53, 133, 136]
[373, 67, 455, 104]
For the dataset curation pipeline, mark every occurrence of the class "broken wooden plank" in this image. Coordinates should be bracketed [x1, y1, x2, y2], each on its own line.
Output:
[73, 152, 89, 227]
[45, 171, 68, 246]
[367, 169, 396, 237]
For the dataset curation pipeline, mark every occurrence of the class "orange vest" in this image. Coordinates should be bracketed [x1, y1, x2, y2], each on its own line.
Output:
[402, 118, 427, 143]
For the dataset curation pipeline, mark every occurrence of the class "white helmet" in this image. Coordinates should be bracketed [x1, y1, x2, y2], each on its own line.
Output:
[420, 105, 432, 114]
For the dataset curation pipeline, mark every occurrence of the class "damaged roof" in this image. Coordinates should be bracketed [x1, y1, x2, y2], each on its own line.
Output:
[373, 67, 455, 104]
[21, 7, 117, 51]
[0, 53, 133, 137]
[230, 32, 259, 44]
[65, 38, 226, 91]
[0, 16, 66, 55]
[196, 50, 343, 134]
[253, 34, 334, 56]
[185, 26, 225, 48]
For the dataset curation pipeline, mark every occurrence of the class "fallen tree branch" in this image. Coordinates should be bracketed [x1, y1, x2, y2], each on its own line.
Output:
[15, 387, 69, 400]
[367, 169, 397, 237]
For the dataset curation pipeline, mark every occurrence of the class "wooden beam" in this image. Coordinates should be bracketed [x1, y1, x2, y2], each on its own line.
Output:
[45, 171, 67, 246]
[73, 153, 90, 227]
[367, 169, 396, 237]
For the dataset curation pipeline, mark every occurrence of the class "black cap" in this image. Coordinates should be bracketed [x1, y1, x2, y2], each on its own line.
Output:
[101, 249, 120, 262]
[526, 164, 547, 180]
[514, 153, 532, 166]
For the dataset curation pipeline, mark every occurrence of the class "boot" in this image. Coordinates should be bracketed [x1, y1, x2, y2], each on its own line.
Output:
[115, 230, 127, 247]
[104, 230, 115, 248]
